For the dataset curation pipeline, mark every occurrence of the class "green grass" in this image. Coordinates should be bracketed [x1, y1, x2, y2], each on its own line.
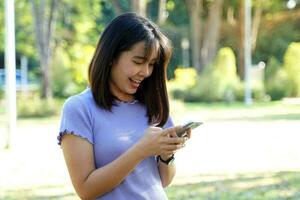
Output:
[166, 171, 300, 200]
[1, 171, 300, 200]
[170, 100, 300, 122]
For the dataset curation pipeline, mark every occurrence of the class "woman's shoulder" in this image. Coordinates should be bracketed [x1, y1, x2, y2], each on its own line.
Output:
[63, 87, 94, 110]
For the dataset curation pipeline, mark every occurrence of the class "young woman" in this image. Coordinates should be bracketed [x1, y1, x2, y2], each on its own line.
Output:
[57, 12, 191, 199]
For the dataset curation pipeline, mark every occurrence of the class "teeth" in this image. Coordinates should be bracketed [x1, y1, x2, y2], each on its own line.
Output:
[131, 79, 141, 84]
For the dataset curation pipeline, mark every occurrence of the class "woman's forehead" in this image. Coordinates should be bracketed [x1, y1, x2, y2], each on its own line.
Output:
[129, 41, 159, 61]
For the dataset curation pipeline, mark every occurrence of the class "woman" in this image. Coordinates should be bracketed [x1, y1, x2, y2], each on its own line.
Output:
[57, 12, 191, 199]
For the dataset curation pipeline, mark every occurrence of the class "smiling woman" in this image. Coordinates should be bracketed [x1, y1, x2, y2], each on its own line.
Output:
[57, 12, 191, 200]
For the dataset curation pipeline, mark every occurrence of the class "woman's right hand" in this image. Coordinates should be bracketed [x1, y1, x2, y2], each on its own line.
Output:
[136, 126, 186, 158]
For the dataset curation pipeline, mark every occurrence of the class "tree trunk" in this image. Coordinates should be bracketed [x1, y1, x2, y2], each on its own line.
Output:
[31, 0, 57, 99]
[157, 0, 167, 24]
[237, 0, 245, 80]
[200, 0, 224, 69]
[111, 0, 124, 15]
[186, 0, 202, 73]
[252, 5, 262, 52]
[131, 0, 147, 17]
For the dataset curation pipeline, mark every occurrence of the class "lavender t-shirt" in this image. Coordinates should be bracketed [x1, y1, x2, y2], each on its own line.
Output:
[57, 88, 173, 199]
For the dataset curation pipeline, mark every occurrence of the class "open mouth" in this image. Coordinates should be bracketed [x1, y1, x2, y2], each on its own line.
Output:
[129, 78, 142, 89]
[129, 78, 142, 84]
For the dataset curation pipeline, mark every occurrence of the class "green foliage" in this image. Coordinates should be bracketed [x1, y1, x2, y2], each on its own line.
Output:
[17, 94, 60, 118]
[264, 56, 290, 100]
[283, 42, 300, 97]
[168, 67, 198, 101]
[254, 21, 300, 64]
[169, 47, 243, 102]
[51, 46, 76, 98]
[265, 56, 282, 81]
[195, 47, 238, 102]
[266, 69, 289, 100]
[0, 88, 4, 100]
[0, 1, 4, 52]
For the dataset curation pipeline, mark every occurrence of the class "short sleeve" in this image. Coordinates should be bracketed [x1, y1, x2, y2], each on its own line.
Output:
[57, 96, 94, 145]
[163, 116, 174, 129]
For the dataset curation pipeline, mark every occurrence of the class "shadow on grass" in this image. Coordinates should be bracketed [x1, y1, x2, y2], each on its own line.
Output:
[1, 172, 300, 200]
[1, 184, 78, 200]
[216, 113, 300, 121]
[166, 171, 300, 200]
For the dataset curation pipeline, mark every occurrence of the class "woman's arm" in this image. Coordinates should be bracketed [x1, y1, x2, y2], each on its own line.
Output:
[61, 126, 185, 199]
[61, 134, 145, 199]
[157, 129, 191, 188]
[157, 155, 176, 187]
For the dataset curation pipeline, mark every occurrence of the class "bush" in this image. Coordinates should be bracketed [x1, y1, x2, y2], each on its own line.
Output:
[266, 69, 290, 100]
[265, 57, 282, 82]
[168, 67, 198, 100]
[265, 56, 287, 100]
[168, 67, 197, 90]
[17, 94, 60, 118]
[175, 47, 241, 102]
[283, 42, 300, 97]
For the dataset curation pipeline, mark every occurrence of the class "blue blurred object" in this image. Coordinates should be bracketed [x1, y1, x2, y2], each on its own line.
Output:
[0, 69, 21, 87]
[0, 69, 38, 91]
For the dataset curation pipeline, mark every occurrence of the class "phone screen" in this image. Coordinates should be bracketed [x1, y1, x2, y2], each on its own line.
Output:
[176, 121, 203, 137]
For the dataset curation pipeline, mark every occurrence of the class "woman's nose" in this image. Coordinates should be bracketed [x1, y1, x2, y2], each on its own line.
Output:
[140, 64, 150, 77]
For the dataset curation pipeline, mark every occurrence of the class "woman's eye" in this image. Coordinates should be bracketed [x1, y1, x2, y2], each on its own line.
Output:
[133, 60, 143, 65]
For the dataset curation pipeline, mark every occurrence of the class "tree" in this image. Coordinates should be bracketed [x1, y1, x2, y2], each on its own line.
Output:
[30, 0, 58, 99]
[200, 0, 224, 69]
[131, 0, 147, 16]
[186, 0, 202, 72]
[157, 0, 168, 24]
[186, 0, 224, 73]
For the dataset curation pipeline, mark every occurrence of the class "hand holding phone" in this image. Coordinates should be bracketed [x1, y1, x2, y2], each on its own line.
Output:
[176, 121, 203, 137]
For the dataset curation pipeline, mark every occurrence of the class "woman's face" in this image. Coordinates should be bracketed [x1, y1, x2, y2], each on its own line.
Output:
[110, 41, 158, 102]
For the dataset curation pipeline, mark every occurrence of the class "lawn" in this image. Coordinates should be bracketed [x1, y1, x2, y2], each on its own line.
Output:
[167, 171, 300, 200]
[0, 99, 300, 200]
[170, 100, 300, 123]
[1, 171, 300, 200]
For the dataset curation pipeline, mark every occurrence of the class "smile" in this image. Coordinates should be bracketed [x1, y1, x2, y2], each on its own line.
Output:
[129, 78, 142, 84]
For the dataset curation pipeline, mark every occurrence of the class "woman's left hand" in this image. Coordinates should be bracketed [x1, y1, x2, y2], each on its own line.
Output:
[159, 128, 192, 160]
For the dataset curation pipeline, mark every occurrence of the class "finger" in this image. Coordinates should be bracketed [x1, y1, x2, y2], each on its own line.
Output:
[164, 143, 185, 151]
[165, 136, 185, 144]
[168, 131, 179, 138]
[186, 128, 192, 139]
[149, 126, 163, 132]
[162, 126, 182, 136]
[164, 150, 176, 155]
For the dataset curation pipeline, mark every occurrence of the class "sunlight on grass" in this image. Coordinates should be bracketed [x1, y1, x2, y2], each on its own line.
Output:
[166, 171, 300, 200]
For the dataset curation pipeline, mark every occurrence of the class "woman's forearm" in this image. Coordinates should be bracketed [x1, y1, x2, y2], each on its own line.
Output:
[158, 160, 176, 188]
[78, 142, 146, 199]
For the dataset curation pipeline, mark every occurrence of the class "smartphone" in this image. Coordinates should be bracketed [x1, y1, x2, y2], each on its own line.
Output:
[176, 121, 203, 137]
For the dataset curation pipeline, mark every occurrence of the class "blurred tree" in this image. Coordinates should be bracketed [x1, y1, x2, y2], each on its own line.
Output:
[186, 0, 202, 72]
[186, 0, 224, 73]
[157, 0, 168, 24]
[30, 0, 58, 99]
[200, 0, 224, 70]
[53, 0, 103, 94]
[131, 0, 148, 16]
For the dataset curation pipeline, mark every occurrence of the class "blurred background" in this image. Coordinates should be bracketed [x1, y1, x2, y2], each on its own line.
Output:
[0, 0, 300, 199]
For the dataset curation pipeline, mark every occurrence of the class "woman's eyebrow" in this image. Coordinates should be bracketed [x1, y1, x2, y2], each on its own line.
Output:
[132, 55, 146, 60]
[132, 55, 157, 62]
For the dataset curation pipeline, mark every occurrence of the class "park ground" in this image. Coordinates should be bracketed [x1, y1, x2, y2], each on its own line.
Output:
[0, 100, 300, 200]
